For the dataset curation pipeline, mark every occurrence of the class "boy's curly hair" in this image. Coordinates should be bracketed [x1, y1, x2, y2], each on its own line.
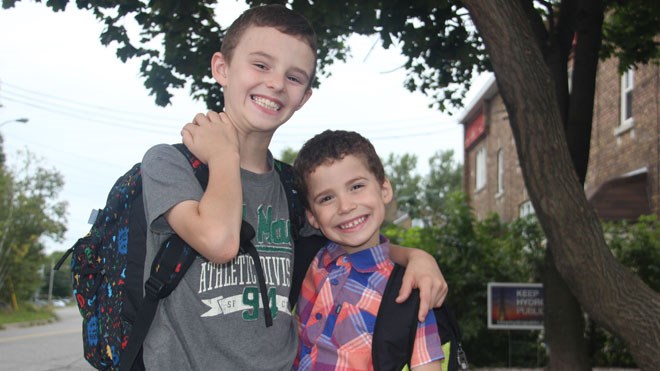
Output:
[293, 130, 385, 210]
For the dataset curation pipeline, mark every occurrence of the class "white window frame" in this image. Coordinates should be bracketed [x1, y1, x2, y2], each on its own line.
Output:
[519, 200, 535, 218]
[476, 146, 487, 191]
[620, 68, 634, 128]
[496, 149, 504, 195]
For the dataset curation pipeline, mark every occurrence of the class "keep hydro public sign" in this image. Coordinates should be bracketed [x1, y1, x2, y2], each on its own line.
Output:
[487, 282, 544, 330]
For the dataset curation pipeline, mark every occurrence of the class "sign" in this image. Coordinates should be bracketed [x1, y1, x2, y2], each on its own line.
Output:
[488, 282, 543, 330]
[464, 110, 485, 149]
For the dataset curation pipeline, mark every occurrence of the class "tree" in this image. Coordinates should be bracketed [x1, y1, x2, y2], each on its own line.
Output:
[459, 2, 659, 369]
[383, 153, 422, 217]
[420, 150, 463, 226]
[41, 250, 73, 300]
[383, 150, 462, 226]
[277, 147, 299, 166]
[0, 147, 67, 308]
[4, 0, 658, 367]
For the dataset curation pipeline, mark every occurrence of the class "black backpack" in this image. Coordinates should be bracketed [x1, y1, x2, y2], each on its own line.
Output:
[372, 264, 469, 371]
[55, 143, 304, 371]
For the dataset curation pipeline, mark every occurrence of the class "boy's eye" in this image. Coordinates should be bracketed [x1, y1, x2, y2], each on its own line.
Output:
[254, 63, 268, 70]
[351, 183, 365, 191]
[287, 75, 303, 84]
[317, 194, 334, 204]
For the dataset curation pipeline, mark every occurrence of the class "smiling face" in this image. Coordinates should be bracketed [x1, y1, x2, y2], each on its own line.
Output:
[212, 26, 314, 135]
[304, 154, 393, 253]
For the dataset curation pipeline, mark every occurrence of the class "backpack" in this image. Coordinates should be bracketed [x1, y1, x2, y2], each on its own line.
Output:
[372, 264, 469, 371]
[55, 143, 304, 371]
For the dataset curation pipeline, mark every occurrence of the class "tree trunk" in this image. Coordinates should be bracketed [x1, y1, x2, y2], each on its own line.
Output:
[462, 1, 660, 369]
[542, 2, 604, 368]
[543, 247, 590, 370]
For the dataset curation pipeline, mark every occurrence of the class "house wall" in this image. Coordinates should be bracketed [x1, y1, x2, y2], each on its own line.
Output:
[586, 60, 659, 213]
[462, 61, 659, 222]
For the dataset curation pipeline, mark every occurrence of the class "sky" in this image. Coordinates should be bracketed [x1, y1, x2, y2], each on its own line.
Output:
[0, 1, 484, 254]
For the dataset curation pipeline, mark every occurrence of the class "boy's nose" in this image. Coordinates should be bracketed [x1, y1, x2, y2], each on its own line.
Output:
[266, 74, 285, 91]
[337, 196, 356, 213]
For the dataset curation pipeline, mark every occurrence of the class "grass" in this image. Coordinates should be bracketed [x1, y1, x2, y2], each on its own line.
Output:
[0, 303, 57, 328]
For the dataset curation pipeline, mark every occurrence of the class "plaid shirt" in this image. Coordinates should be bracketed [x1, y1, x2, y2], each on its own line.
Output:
[295, 237, 444, 370]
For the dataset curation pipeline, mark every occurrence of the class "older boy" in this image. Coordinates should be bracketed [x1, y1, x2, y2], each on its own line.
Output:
[141, 4, 446, 370]
[292, 130, 444, 370]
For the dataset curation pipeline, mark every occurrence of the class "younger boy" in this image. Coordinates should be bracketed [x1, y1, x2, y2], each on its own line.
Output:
[141, 4, 446, 370]
[293, 130, 445, 370]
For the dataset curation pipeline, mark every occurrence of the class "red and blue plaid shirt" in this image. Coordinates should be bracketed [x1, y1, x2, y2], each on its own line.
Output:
[295, 237, 444, 370]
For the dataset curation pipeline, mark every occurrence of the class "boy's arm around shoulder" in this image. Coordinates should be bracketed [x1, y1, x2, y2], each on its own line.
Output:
[164, 112, 244, 263]
[141, 142, 242, 264]
[389, 244, 448, 322]
[165, 148, 243, 263]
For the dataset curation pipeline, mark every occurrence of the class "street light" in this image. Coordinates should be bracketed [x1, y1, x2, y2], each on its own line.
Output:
[0, 118, 29, 128]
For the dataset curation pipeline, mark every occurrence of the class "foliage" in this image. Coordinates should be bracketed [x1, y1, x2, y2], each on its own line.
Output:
[278, 147, 299, 166]
[383, 153, 422, 218]
[383, 150, 462, 225]
[5, 1, 654, 113]
[40, 250, 73, 300]
[384, 192, 547, 367]
[385, 196, 657, 367]
[419, 150, 463, 226]
[587, 215, 660, 367]
[600, 0, 660, 73]
[0, 150, 67, 305]
[0, 302, 56, 326]
[603, 215, 660, 291]
[0, 0, 485, 112]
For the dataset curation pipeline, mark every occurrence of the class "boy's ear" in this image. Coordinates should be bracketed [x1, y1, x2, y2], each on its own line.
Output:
[305, 209, 320, 230]
[295, 88, 313, 111]
[211, 52, 229, 86]
[382, 178, 394, 204]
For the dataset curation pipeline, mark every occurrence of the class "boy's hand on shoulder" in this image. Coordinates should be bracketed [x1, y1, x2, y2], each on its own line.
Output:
[181, 111, 240, 165]
[395, 248, 448, 322]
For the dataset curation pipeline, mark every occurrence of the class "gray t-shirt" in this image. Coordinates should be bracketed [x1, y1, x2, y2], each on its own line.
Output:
[140, 144, 297, 370]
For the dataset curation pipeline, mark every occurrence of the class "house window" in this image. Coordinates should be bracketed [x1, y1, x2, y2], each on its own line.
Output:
[476, 146, 487, 191]
[519, 200, 535, 218]
[496, 149, 504, 195]
[620, 68, 634, 127]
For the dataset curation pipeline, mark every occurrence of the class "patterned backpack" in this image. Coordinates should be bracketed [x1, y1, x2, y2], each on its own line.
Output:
[55, 144, 304, 371]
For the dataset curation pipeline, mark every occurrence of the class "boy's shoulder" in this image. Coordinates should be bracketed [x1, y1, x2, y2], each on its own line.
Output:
[142, 143, 182, 162]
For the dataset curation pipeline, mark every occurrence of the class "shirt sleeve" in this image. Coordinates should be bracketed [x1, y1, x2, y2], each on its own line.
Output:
[410, 309, 445, 368]
[141, 143, 203, 233]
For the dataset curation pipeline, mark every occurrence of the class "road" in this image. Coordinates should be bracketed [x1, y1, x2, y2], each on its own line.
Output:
[0, 305, 93, 370]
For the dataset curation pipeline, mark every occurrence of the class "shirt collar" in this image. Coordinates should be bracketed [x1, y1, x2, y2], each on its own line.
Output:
[320, 236, 391, 273]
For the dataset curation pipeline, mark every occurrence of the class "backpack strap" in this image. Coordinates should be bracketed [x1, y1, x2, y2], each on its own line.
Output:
[273, 159, 304, 242]
[238, 220, 273, 327]
[372, 263, 469, 371]
[120, 144, 207, 371]
[372, 263, 418, 371]
[273, 158, 327, 308]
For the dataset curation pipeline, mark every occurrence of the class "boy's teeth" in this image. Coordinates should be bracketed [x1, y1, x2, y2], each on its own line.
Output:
[252, 96, 281, 111]
[340, 216, 366, 230]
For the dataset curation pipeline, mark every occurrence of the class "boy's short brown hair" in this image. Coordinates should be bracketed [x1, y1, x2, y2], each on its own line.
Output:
[293, 130, 386, 210]
[221, 4, 318, 84]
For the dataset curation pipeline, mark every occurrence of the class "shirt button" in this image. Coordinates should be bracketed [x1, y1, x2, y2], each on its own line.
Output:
[330, 278, 339, 285]
[315, 312, 322, 320]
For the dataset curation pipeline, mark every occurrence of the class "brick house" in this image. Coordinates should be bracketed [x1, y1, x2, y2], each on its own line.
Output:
[459, 62, 659, 223]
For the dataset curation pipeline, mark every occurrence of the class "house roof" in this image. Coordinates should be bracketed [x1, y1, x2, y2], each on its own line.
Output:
[457, 73, 498, 125]
[587, 168, 652, 222]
